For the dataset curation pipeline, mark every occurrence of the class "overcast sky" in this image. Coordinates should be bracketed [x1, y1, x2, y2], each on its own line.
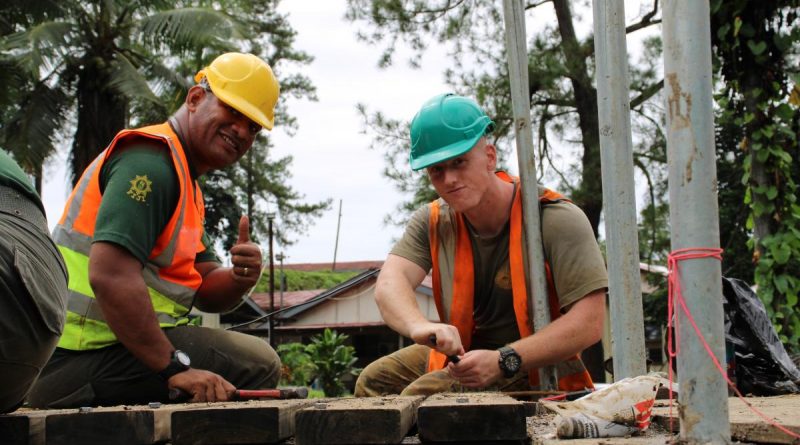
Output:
[40, 0, 658, 266]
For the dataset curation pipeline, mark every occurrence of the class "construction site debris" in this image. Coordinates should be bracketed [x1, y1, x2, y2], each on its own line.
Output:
[723, 278, 800, 396]
[543, 374, 667, 439]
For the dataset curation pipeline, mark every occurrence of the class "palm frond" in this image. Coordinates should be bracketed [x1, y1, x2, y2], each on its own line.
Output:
[106, 52, 160, 104]
[138, 8, 250, 52]
[2, 21, 75, 77]
[1, 82, 70, 168]
[143, 58, 192, 95]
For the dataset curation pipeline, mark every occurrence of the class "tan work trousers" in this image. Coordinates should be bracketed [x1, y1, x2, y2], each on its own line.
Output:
[28, 326, 281, 408]
[354, 344, 531, 397]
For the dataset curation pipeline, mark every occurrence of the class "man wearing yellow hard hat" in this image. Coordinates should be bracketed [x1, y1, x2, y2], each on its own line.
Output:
[29, 53, 282, 407]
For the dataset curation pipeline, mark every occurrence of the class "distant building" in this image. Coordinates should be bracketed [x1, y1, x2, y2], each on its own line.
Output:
[217, 262, 439, 374]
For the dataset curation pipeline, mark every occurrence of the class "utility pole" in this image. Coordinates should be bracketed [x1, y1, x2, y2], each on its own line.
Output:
[276, 252, 286, 312]
[663, 1, 730, 442]
[267, 212, 276, 347]
[592, 0, 647, 380]
[501, 0, 556, 390]
[332, 199, 342, 272]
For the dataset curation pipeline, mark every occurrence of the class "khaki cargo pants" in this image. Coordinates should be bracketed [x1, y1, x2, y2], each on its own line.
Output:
[28, 326, 281, 408]
[354, 344, 531, 397]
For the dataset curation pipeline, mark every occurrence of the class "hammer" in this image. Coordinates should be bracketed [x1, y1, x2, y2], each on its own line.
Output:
[169, 386, 309, 401]
[428, 334, 461, 364]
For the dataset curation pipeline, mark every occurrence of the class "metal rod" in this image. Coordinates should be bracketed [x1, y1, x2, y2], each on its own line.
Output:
[268, 214, 275, 347]
[332, 199, 342, 271]
[592, 0, 647, 380]
[502, 0, 556, 390]
[662, 1, 730, 442]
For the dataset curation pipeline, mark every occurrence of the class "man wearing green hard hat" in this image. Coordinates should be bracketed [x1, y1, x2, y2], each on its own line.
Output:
[356, 93, 608, 396]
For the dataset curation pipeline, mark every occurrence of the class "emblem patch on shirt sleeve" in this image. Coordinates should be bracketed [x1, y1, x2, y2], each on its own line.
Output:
[127, 174, 153, 202]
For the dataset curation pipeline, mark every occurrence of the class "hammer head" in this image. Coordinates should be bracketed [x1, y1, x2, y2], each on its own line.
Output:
[279, 387, 309, 399]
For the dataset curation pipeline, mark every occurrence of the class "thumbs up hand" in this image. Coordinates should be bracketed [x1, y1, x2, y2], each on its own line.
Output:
[229, 215, 262, 286]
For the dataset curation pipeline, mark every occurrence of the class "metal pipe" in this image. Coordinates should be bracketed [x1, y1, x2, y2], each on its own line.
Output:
[592, 0, 647, 380]
[662, 1, 730, 442]
[332, 199, 342, 271]
[268, 214, 275, 347]
[502, 0, 556, 390]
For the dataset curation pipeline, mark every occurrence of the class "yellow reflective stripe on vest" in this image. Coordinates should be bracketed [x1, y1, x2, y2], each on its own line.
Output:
[58, 246, 94, 297]
[58, 309, 190, 350]
[58, 246, 193, 312]
[56, 245, 192, 350]
[58, 311, 117, 350]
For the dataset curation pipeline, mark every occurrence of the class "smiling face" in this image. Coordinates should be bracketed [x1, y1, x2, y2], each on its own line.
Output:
[184, 86, 262, 174]
[426, 138, 497, 213]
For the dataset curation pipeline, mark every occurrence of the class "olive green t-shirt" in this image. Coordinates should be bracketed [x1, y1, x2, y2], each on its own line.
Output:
[0, 149, 44, 214]
[94, 141, 218, 266]
[391, 188, 608, 351]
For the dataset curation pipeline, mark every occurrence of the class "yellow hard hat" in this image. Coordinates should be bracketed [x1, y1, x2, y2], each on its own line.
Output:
[194, 52, 280, 130]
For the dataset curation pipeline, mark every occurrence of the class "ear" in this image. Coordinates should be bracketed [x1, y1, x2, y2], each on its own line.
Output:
[185, 85, 207, 112]
[484, 141, 498, 171]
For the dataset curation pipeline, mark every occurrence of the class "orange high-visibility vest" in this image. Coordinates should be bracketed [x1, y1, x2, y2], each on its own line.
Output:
[54, 122, 206, 350]
[426, 171, 593, 391]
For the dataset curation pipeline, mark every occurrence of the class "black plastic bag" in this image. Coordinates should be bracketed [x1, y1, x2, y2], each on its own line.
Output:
[722, 277, 800, 395]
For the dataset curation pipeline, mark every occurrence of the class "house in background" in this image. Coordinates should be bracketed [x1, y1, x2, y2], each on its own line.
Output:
[216, 262, 439, 374]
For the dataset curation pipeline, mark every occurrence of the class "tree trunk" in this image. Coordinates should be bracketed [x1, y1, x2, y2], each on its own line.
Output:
[552, 0, 603, 238]
[71, 64, 127, 186]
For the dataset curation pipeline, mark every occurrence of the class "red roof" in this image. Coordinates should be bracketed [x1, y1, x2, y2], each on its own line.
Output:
[282, 260, 384, 272]
[274, 321, 387, 330]
[250, 290, 323, 310]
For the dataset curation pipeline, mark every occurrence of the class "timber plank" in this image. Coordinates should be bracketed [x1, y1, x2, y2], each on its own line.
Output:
[417, 392, 527, 442]
[170, 399, 313, 445]
[295, 396, 424, 445]
[0, 409, 47, 445]
[652, 395, 800, 444]
[45, 405, 169, 445]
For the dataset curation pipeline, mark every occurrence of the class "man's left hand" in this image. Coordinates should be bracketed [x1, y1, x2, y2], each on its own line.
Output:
[447, 349, 503, 388]
[229, 215, 262, 287]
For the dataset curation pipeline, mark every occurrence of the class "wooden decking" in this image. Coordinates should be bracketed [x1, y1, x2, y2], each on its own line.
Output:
[1, 394, 797, 444]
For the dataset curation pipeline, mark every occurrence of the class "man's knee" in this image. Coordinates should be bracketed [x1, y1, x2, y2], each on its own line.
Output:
[168, 327, 281, 389]
[241, 337, 281, 388]
[354, 359, 385, 397]
[400, 370, 459, 396]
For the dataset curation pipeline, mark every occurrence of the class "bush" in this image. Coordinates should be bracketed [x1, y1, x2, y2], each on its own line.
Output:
[276, 342, 316, 387]
[276, 329, 361, 397]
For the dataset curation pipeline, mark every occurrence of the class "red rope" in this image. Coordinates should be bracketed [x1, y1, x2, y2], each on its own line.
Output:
[666, 247, 800, 440]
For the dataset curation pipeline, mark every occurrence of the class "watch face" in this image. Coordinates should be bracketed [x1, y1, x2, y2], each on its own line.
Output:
[175, 350, 191, 367]
[504, 354, 521, 372]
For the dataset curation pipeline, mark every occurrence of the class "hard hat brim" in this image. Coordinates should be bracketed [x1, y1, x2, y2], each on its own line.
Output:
[410, 131, 483, 171]
[211, 86, 274, 130]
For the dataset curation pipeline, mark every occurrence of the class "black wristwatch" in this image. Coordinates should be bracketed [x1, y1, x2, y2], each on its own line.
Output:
[158, 350, 191, 381]
[497, 346, 522, 378]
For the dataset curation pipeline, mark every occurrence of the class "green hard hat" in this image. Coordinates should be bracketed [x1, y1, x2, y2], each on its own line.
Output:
[409, 93, 495, 171]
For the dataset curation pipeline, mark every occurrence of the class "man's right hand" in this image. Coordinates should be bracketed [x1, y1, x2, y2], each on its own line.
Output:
[410, 323, 464, 357]
[168, 369, 236, 403]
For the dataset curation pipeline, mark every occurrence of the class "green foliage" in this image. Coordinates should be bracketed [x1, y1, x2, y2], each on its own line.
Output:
[276, 342, 317, 387]
[306, 329, 361, 397]
[254, 269, 358, 293]
[278, 329, 361, 397]
[711, 0, 800, 351]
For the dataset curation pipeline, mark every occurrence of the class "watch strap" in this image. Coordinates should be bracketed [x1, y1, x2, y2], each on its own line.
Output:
[158, 350, 190, 381]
